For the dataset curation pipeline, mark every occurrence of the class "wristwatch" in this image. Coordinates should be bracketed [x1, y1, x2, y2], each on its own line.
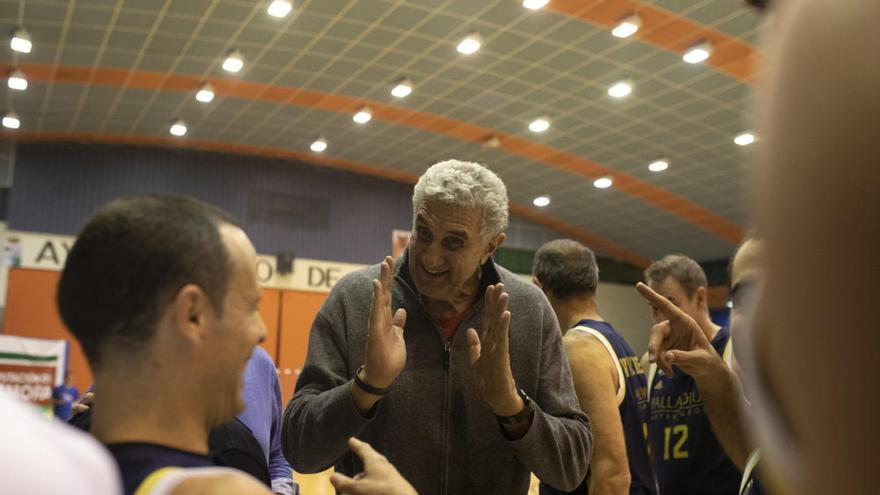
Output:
[496, 389, 533, 425]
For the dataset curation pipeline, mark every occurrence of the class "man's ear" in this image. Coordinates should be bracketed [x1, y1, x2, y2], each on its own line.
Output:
[169, 284, 212, 345]
[695, 286, 708, 311]
[480, 232, 506, 264]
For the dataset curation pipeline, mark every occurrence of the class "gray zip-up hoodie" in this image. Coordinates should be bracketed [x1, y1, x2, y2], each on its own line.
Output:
[282, 253, 592, 494]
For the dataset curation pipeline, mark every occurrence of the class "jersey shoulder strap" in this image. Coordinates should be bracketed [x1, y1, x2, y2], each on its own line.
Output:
[571, 325, 626, 405]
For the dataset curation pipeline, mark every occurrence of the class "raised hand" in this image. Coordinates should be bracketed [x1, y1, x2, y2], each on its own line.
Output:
[635, 282, 715, 377]
[362, 256, 407, 390]
[467, 283, 522, 417]
[330, 438, 418, 495]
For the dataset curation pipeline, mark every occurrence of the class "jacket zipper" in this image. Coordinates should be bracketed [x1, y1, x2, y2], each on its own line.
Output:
[395, 274, 483, 495]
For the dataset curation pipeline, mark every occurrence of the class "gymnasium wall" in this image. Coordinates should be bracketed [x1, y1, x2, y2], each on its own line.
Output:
[2, 142, 657, 398]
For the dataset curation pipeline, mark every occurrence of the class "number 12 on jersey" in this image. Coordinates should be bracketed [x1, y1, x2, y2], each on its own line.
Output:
[663, 425, 689, 460]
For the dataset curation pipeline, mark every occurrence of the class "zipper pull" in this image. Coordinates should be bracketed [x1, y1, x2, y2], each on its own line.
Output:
[444, 344, 451, 370]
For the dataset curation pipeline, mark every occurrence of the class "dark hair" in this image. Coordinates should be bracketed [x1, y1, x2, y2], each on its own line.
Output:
[57, 194, 239, 368]
[532, 239, 599, 299]
[644, 254, 708, 298]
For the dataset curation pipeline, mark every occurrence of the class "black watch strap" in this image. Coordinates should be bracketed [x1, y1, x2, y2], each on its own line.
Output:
[354, 365, 392, 396]
[497, 389, 533, 425]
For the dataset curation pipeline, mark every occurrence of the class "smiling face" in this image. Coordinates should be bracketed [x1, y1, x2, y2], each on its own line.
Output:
[202, 224, 267, 426]
[408, 200, 504, 304]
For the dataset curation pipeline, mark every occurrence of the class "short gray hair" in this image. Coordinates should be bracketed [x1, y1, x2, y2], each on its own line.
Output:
[533, 239, 599, 298]
[412, 159, 509, 239]
[644, 254, 707, 298]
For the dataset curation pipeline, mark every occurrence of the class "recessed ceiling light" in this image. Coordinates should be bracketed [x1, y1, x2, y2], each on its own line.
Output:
[7, 69, 27, 91]
[456, 32, 482, 55]
[195, 83, 215, 103]
[222, 49, 244, 73]
[593, 176, 613, 189]
[608, 80, 633, 98]
[522, 0, 549, 10]
[267, 0, 293, 18]
[353, 106, 372, 124]
[2, 111, 20, 129]
[391, 77, 413, 98]
[734, 132, 756, 146]
[10, 28, 31, 54]
[533, 195, 550, 207]
[310, 136, 328, 152]
[612, 14, 640, 39]
[683, 41, 712, 64]
[648, 159, 669, 172]
[529, 117, 550, 133]
[169, 119, 187, 137]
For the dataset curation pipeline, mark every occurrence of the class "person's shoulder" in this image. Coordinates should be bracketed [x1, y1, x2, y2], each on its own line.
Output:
[495, 264, 544, 301]
[139, 467, 271, 495]
[246, 346, 277, 378]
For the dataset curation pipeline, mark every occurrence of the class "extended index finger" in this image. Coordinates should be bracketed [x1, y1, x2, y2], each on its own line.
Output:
[635, 282, 688, 323]
[348, 437, 385, 470]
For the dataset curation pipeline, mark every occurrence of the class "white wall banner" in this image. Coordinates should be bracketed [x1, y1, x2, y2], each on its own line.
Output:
[3, 230, 368, 295]
[0, 334, 67, 414]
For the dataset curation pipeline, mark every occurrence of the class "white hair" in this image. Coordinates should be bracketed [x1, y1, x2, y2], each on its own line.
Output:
[412, 159, 509, 240]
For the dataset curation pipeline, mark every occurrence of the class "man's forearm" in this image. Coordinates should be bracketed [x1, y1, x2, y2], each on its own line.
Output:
[282, 382, 376, 473]
[694, 358, 752, 469]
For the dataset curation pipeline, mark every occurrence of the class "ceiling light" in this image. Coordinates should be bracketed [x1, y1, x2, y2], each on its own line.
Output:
[593, 176, 613, 189]
[683, 41, 712, 64]
[608, 80, 633, 98]
[391, 78, 413, 98]
[648, 159, 669, 172]
[7, 69, 27, 91]
[2, 111, 20, 129]
[529, 117, 550, 133]
[612, 14, 641, 39]
[533, 196, 550, 207]
[222, 49, 244, 73]
[310, 136, 327, 152]
[456, 32, 482, 55]
[734, 132, 756, 146]
[195, 83, 215, 103]
[169, 119, 187, 137]
[267, 0, 293, 18]
[353, 106, 372, 124]
[522, 0, 549, 10]
[10, 28, 31, 54]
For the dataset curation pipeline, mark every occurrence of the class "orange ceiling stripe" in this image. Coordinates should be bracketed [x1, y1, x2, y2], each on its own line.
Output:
[4, 63, 743, 244]
[549, 0, 762, 83]
[8, 130, 649, 267]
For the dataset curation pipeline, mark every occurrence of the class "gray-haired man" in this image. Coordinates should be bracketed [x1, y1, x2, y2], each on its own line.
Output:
[283, 159, 592, 495]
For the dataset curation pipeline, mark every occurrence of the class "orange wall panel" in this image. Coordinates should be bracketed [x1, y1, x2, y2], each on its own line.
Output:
[3, 268, 93, 393]
[277, 290, 326, 401]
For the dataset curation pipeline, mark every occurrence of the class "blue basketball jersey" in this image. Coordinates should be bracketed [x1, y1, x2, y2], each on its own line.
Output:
[540, 320, 657, 495]
[647, 326, 742, 495]
[106, 442, 214, 495]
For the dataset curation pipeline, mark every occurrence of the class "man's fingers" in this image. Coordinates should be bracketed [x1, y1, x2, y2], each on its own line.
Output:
[647, 322, 672, 362]
[466, 328, 481, 366]
[330, 472, 356, 491]
[636, 282, 686, 322]
[499, 310, 511, 351]
[348, 437, 384, 468]
[392, 308, 407, 333]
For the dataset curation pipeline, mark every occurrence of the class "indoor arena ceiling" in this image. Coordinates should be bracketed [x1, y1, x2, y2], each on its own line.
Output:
[0, 0, 764, 265]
